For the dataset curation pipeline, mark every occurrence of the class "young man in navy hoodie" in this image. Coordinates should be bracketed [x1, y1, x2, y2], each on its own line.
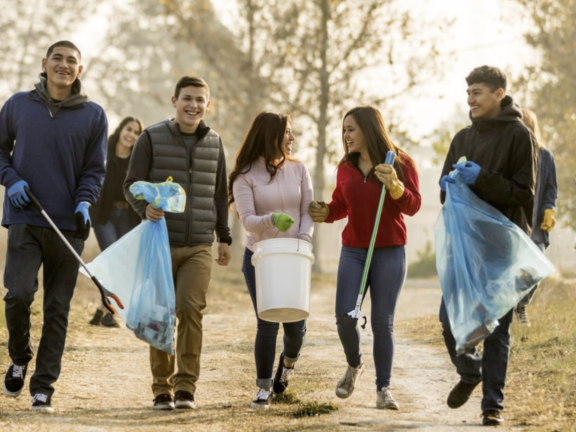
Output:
[438, 66, 536, 426]
[0, 41, 107, 413]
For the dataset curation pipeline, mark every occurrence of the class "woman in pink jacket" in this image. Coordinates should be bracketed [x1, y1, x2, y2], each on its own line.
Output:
[228, 112, 314, 409]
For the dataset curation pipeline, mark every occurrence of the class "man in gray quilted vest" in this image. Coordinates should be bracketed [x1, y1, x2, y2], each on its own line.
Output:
[124, 76, 232, 410]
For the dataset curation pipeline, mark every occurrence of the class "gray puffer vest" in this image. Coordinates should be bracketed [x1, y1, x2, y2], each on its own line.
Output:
[147, 120, 222, 246]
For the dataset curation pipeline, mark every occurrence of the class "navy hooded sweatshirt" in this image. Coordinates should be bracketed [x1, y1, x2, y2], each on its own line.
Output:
[0, 74, 107, 231]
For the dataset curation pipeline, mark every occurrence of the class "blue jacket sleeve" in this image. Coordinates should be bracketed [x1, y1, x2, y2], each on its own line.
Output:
[75, 107, 107, 205]
[0, 97, 23, 188]
[540, 148, 557, 211]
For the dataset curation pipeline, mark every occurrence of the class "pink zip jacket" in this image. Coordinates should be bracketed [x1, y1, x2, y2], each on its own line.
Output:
[233, 157, 314, 252]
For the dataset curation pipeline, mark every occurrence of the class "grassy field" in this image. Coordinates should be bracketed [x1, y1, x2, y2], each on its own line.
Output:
[402, 277, 576, 432]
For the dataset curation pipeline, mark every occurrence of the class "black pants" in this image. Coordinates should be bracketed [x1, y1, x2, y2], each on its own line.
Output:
[3, 224, 83, 397]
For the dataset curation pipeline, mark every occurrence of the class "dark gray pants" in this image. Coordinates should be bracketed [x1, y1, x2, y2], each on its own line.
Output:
[3, 224, 83, 397]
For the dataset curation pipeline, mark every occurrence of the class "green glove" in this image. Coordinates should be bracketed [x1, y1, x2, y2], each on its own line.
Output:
[271, 213, 295, 232]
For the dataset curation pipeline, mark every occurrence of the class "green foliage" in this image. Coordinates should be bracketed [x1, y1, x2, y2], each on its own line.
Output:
[407, 240, 438, 278]
[292, 401, 338, 418]
[511, 0, 576, 228]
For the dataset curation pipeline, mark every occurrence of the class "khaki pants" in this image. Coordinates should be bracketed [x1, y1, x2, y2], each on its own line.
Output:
[150, 245, 212, 396]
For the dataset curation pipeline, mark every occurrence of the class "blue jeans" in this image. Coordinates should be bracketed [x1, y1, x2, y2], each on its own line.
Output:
[93, 207, 138, 251]
[3, 224, 84, 397]
[242, 248, 306, 388]
[335, 245, 406, 390]
[440, 300, 513, 412]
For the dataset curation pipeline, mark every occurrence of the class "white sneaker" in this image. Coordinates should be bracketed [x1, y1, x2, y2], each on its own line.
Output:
[376, 387, 399, 410]
[250, 388, 272, 409]
[335, 363, 365, 399]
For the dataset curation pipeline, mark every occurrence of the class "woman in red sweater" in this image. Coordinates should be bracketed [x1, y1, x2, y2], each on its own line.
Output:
[309, 106, 421, 410]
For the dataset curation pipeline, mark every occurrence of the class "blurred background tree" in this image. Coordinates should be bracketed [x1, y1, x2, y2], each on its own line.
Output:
[511, 0, 576, 228]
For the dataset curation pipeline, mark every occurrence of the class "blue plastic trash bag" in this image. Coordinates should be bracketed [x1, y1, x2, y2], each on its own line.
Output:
[130, 176, 186, 213]
[81, 178, 186, 354]
[435, 171, 555, 354]
[125, 218, 175, 354]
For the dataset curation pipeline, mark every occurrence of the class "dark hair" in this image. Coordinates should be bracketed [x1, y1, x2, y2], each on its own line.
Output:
[174, 76, 210, 99]
[228, 112, 291, 206]
[46, 41, 82, 60]
[107, 116, 144, 158]
[465, 66, 507, 92]
[340, 106, 408, 182]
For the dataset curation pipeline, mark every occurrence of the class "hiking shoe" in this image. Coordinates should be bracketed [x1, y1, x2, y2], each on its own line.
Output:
[482, 409, 504, 426]
[250, 388, 272, 409]
[515, 305, 530, 326]
[376, 387, 399, 410]
[273, 352, 294, 394]
[153, 393, 175, 410]
[88, 309, 104, 326]
[31, 393, 54, 413]
[447, 379, 481, 409]
[3, 363, 27, 397]
[335, 363, 365, 399]
[101, 312, 121, 328]
[174, 390, 196, 409]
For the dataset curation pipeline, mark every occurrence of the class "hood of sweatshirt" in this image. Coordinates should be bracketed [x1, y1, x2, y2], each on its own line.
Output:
[33, 73, 89, 114]
[470, 95, 523, 132]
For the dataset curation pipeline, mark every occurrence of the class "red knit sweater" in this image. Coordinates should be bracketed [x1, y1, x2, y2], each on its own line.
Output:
[325, 157, 421, 248]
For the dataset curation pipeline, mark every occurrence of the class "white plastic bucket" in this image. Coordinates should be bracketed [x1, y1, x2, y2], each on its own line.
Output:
[251, 238, 315, 323]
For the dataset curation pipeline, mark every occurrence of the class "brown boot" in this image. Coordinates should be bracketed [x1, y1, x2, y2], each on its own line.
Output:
[88, 309, 104, 326]
[101, 312, 121, 328]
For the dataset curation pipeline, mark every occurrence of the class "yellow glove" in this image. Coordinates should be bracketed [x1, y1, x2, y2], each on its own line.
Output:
[540, 208, 556, 232]
[375, 164, 405, 199]
[309, 200, 330, 223]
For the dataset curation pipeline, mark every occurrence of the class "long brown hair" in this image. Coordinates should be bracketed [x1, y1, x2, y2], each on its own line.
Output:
[521, 108, 545, 149]
[107, 116, 144, 158]
[339, 106, 407, 181]
[228, 112, 291, 206]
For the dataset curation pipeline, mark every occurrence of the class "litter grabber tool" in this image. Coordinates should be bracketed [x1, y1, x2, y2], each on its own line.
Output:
[24, 187, 124, 314]
[348, 150, 397, 328]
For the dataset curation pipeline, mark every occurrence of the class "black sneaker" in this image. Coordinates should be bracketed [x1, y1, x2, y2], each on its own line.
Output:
[153, 393, 175, 410]
[482, 409, 504, 426]
[3, 363, 27, 397]
[447, 379, 481, 409]
[89, 309, 104, 326]
[101, 312, 121, 328]
[273, 352, 294, 394]
[174, 390, 196, 409]
[250, 388, 272, 409]
[31, 393, 54, 413]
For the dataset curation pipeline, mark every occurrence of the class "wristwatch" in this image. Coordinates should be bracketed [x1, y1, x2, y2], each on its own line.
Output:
[218, 237, 232, 246]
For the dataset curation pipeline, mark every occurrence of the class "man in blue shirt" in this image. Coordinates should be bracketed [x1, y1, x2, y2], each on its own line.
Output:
[0, 40, 107, 413]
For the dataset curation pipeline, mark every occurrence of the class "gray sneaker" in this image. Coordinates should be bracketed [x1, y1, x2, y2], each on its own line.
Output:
[335, 363, 365, 399]
[376, 387, 399, 410]
[515, 305, 530, 326]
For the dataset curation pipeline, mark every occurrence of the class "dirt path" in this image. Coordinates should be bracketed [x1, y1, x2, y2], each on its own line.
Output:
[0, 278, 523, 432]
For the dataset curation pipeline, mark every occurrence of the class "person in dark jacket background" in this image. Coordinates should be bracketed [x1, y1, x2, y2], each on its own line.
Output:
[438, 66, 537, 426]
[0, 40, 107, 413]
[124, 76, 231, 411]
[514, 108, 557, 325]
[88, 116, 144, 328]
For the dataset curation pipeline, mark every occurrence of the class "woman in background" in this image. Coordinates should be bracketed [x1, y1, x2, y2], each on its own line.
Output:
[515, 108, 558, 325]
[88, 116, 144, 327]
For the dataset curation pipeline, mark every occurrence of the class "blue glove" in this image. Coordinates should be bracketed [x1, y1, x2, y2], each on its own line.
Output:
[452, 161, 481, 185]
[7, 180, 31, 209]
[74, 202, 91, 240]
[439, 175, 456, 192]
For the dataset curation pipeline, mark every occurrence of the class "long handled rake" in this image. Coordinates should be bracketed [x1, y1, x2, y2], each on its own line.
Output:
[348, 150, 397, 327]
[25, 188, 124, 314]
